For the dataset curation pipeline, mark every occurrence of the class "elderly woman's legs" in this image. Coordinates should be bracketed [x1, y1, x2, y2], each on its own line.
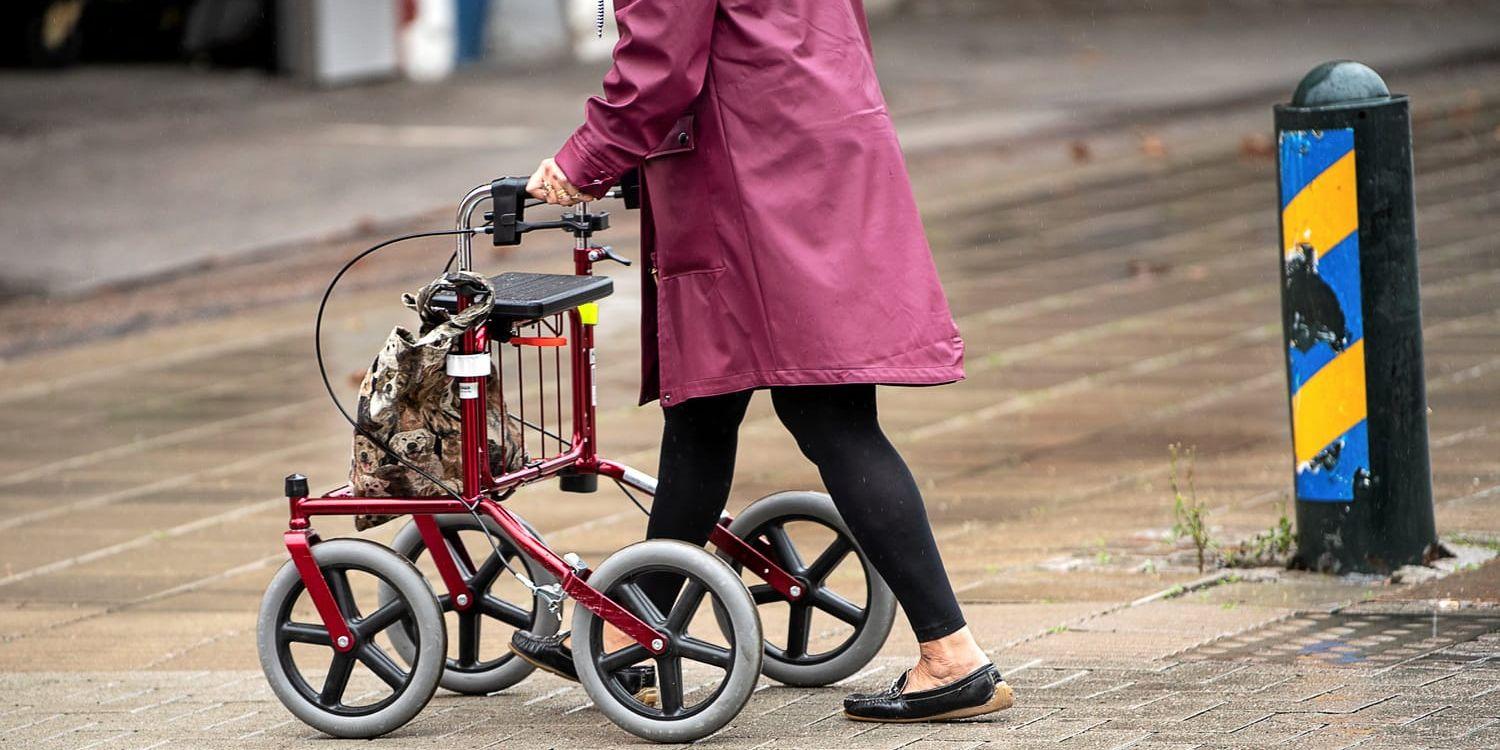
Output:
[766, 386, 965, 638]
[767, 385, 987, 691]
[637, 384, 989, 692]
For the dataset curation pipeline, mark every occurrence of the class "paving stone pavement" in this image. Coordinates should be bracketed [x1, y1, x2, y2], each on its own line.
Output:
[4, 10, 1500, 750]
[7, 613, 1500, 750]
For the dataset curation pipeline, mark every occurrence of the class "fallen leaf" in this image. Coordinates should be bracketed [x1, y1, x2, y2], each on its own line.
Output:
[1239, 133, 1274, 160]
[1069, 140, 1092, 163]
[1141, 134, 1167, 159]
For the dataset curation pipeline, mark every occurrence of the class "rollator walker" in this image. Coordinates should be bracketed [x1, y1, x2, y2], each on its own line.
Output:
[256, 177, 896, 742]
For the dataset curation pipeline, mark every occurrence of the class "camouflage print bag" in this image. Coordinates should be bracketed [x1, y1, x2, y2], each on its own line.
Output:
[349, 272, 525, 530]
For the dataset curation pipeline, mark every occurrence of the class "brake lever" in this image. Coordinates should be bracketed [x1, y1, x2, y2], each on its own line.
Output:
[588, 246, 633, 266]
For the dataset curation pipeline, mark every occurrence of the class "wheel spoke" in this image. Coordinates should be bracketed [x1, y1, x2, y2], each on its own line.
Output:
[319, 653, 355, 706]
[678, 636, 732, 669]
[665, 580, 707, 631]
[812, 588, 865, 626]
[805, 536, 854, 584]
[762, 524, 806, 575]
[599, 643, 651, 672]
[655, 656, 684, 716]
[785, 603, 813, 659]
[325, 569, 361, 621]
[280, 621, 331, 646]
[613, 583, 666, 627]
[457, 612, 480, 667]
[481, 593, 534, 629]
[470, 549, 507, 589]
[748, 583, 785, 605]
[354, 598, 409, 637]
[357, 644, 408, 690]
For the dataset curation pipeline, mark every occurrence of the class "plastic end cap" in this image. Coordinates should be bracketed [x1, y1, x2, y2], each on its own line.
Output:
[1292, 60, 1391, 107]
[285, 473, 309, 498]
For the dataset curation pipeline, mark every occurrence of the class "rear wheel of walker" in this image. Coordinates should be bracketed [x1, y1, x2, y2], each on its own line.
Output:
[257, 538, 445, 739]
[382, 514, 559, 695]
[572, 540, 763, 743]
[719, 491, 897, 687]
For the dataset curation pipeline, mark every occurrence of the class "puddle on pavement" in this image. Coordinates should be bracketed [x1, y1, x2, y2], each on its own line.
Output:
[1183, 610, 1500, 667]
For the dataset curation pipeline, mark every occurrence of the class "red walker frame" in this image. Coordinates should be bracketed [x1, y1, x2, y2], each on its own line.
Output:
[284, 235, 805, 659]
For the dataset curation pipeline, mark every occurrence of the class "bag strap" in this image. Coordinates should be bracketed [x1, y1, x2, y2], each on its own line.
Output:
[402, 271, 496, 347]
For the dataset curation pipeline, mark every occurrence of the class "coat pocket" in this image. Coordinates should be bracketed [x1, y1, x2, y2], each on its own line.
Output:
[646, 114, 696, 160]
[643, 114, 724, 278]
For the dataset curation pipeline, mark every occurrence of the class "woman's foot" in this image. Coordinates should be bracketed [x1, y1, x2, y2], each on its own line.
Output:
[842, 664, 1013, 722]
[843, 627, 1014, 722]
[905, 626, 991, 692]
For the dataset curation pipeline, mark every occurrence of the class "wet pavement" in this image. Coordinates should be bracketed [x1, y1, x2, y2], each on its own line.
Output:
[3, 5, 1500, 749]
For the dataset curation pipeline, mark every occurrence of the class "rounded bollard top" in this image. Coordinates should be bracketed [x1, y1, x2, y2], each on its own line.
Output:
[1291, 61, 1391, 107]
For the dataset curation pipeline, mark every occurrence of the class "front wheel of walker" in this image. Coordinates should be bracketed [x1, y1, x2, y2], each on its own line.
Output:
[571, 540, 763, 743]
[256, 539, 446, 739]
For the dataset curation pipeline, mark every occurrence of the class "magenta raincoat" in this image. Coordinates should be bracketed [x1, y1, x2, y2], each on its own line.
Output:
[555, 0, 964, 406]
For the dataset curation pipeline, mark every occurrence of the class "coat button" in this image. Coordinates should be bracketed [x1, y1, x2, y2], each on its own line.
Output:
[677, 132, 690, 146]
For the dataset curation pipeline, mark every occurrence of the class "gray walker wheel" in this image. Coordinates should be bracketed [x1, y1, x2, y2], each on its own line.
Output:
[382, 514, 559, 695]
[572, 540, 762, 743]
[257, 538, 446, 739]
[720, 491, 897, 687]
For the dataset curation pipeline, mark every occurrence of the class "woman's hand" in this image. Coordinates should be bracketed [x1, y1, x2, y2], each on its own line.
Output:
[527, 158, 588, 206]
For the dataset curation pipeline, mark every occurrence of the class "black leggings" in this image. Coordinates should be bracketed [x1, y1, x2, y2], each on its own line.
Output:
[637, 384, 966, 642]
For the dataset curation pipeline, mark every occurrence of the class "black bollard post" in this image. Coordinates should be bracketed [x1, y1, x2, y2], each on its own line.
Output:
[1273, 61, 1437, 574]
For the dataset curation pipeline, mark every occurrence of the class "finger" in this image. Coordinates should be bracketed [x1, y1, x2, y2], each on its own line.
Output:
[526, 168, 549, 201]
[546, 159, 573, 188]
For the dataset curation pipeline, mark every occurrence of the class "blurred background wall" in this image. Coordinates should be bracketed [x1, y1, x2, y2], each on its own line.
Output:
[2, 0, 895, 83]
[3, 0, 1456, 83]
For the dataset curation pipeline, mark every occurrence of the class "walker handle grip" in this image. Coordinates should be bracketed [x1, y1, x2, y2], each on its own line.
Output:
[490, 177, 530, 246]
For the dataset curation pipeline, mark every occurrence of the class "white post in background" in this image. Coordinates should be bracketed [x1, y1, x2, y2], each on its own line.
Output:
[400, 0, 457, 82]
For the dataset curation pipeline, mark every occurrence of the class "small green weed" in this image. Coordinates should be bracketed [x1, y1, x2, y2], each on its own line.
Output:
[1225, 500, 1297, 568]
[1169, 443, 1213, 573]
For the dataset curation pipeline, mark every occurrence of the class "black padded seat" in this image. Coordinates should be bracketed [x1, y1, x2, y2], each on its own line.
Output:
[432, 272, 613, 324]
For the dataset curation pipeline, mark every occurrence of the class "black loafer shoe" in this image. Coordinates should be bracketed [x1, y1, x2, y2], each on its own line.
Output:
[509, 630, 657, 702]
[510, 630, 578, 680]
[843, 664, 1013, 723]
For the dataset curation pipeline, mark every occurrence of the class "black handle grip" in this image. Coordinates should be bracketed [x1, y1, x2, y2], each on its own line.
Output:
[490, 177, 530, 246]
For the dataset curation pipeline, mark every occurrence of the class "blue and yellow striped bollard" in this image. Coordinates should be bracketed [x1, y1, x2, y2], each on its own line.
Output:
[1274, 61, 1436, 573]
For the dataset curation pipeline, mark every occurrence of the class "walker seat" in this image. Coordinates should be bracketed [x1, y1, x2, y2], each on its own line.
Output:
[434, 271, 614, 323]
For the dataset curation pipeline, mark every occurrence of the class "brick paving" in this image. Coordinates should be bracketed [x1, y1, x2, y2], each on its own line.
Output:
[8, 604, 1500, 749]
[4, 14, 1500, 750]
